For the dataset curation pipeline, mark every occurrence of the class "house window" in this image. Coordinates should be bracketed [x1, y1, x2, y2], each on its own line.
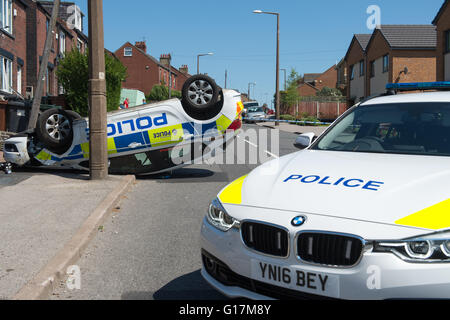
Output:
[370, 61, 375, 78]
[59, 31, 66, 54]
[0, 0, 12, 34]
[124, 47, 133, 57]
[359, 60, 365, 76]
[0, 56, 12, 92]
[76, 39, 83, 52]
[446, 30, 450, 53]
[17, 65, 22, 94]
[350, 65, 355, 80]
[383, 54, 389, 73]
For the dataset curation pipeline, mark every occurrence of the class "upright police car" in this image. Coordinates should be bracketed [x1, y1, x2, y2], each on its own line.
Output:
[3, 75, 244, 175]
[201, 82, 450, 300]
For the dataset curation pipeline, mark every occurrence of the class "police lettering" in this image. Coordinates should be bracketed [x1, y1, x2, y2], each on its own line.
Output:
[107, 113, 168, 137]
[283, 174, 384, 191]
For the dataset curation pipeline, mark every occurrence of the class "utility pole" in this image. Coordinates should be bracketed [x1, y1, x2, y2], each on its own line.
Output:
[88, 0, 108, 180]
[27, 0, 60, 130]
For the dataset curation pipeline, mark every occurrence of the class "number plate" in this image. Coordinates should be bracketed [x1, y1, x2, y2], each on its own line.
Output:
[251, 260, 340, 298]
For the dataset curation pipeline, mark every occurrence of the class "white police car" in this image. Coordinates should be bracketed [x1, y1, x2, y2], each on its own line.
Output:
[201, 82, 450, 299]
[3, 75, 243, 175]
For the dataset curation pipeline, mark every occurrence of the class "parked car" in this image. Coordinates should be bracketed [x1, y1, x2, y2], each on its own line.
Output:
[244, 104, 266, 124]
[200, 82, 450, 299]
[3, 75, 244, 175]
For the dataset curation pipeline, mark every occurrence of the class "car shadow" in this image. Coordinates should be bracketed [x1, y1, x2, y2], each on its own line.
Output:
[137, 168, 230, 184]
[120, 270, 228, 300]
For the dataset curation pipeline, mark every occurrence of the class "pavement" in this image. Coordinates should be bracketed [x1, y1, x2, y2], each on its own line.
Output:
[256, 121, 328, 136]
[0, 156, 134, 300]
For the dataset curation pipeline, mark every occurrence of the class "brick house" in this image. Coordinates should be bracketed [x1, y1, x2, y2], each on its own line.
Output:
[297, 65, 338, 96]
[0, 0, 88, 131]
[365, 25, 436, 97]
[344, 34, 371, 104]
[433, 0, 450, 81]
[115, 41, 190, 96]
[345, 26, 437, 104]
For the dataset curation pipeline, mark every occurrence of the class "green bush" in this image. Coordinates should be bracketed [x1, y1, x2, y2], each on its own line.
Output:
[147, 84, 182, 102]
[56, 49, 127, 117]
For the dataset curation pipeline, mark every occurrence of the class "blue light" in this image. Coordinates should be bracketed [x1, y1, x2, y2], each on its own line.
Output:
[386, 82, 450, 91]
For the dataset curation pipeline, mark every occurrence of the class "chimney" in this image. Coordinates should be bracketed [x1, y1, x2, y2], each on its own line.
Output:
[135, 41, 147, 53]
[160, 54, 172, 66]
[179, 65, 189, 74]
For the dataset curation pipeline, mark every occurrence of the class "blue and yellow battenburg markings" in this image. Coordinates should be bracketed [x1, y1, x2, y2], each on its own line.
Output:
[396, 199, 450, 230]
[36, 108, 241, 163]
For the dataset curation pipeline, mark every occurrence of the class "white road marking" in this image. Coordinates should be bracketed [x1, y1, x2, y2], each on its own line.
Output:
[237, 135, 279, 159]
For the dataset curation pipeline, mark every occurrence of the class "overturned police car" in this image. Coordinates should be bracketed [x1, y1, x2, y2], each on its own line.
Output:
[3, 75, 243, 175]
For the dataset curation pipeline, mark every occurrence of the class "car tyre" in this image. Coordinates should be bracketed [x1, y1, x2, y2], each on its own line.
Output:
[36, 109, 74, 154]
[181, 75, 222, 121]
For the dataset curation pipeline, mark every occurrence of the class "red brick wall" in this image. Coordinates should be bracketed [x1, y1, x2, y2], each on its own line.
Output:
[435, 3, 450, 81]
[0, 0, 27, 94]
[314, 65, 338, 91]
[115, 42, 162, 96]
[297, 83, 318, 96]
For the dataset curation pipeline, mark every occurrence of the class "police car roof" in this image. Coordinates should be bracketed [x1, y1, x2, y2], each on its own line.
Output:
[361, 91, 450, 106]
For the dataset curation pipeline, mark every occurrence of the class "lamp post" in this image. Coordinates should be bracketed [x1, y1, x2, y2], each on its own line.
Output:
[248, 82, 256, 100]
[197, 52, 214, 74]
[253, 9, 280, 126]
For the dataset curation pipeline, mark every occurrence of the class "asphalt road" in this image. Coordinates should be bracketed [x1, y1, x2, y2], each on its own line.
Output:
[51, 124, 299, 300]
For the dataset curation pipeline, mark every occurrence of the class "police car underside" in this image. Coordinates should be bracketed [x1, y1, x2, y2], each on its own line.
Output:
[4, 76, 244, 175]
[201, 82, 450, 300]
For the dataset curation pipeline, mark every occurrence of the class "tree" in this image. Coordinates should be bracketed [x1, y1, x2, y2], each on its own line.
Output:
[147, 83, 181, 102]
[280, 68, 302, 114]
[56, 49, 127, 117]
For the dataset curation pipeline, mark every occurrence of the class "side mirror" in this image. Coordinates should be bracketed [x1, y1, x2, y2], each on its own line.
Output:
[294, 132, 315, 150]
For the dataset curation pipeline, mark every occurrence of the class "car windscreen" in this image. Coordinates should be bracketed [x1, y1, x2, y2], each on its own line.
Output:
[312, 102, 450, 157]
[248, 107, 264, 113]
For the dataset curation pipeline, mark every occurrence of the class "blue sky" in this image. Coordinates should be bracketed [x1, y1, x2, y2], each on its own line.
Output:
[73, 0, 443, 107]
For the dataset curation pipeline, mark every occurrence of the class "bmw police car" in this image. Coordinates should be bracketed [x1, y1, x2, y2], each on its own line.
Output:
[201, 82, 450, 300]
[3, 75, 243, 175]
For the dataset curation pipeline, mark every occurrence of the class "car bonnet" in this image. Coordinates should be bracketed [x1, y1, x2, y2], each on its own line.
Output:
[218, 150, 450, 231]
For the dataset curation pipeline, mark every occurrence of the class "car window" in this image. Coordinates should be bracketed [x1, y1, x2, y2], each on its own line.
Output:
[313, 102, 450, 156]
[248, 107, 264, 113]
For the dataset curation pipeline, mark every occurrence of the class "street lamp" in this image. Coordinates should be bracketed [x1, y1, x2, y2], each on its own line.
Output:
[197, 52, 214, 74]
[248, 82, 256, 100]
[253, 9, 280, 126]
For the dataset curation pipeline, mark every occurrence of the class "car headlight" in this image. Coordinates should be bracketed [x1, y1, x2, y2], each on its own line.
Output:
[206, 198, 240, 232]
[373, 230, 450, 262]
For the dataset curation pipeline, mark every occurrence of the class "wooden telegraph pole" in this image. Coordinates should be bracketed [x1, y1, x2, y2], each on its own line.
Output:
[88, 0, 108, 180]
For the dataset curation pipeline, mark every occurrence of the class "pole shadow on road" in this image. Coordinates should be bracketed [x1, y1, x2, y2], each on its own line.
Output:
[120, 270, 227, 300]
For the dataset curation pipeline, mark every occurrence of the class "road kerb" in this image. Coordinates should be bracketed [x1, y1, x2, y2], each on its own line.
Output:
[13, 175, 136, 300]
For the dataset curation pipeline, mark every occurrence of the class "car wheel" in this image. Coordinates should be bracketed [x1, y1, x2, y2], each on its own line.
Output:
[36, 109, 74, 153]
[181, 75, 222, 120]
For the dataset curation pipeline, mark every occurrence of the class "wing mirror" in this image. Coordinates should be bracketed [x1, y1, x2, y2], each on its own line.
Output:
[294, 133, 316, 150]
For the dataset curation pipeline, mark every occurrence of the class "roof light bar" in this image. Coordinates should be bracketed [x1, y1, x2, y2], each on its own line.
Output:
[386, 82, 450, 91]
